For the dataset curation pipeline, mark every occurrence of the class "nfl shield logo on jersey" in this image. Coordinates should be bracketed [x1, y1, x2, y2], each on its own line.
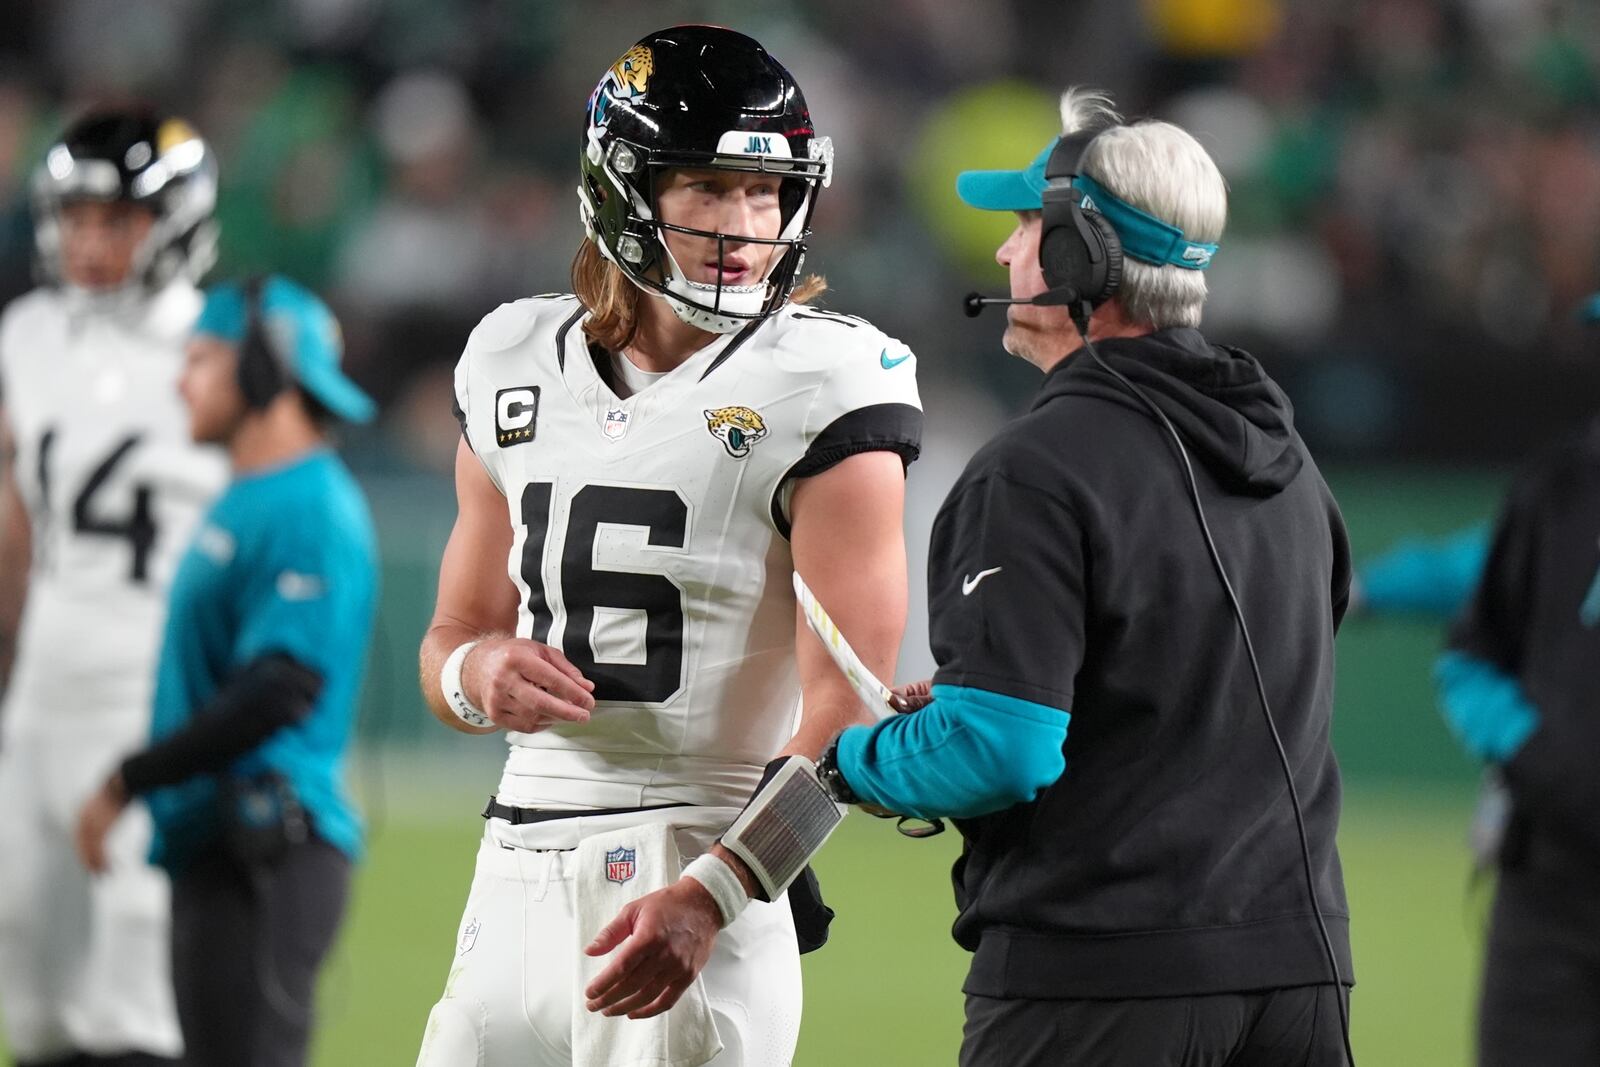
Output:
[603, 407, 631, 440]
[605, 847, 636, 884]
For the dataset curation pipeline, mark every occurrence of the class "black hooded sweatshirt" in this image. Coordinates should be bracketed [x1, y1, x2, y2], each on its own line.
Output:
[927, 327, 1352, 999]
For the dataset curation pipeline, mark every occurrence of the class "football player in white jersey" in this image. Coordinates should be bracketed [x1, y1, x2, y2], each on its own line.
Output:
[0, 110, 226, 1067]
[415, 26, 922, 1067]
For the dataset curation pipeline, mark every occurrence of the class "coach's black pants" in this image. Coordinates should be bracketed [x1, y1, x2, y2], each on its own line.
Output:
[961, 985, 1349, 1067]
[170, 838, 351, 1067]
[1478, 859, 1600, 1066]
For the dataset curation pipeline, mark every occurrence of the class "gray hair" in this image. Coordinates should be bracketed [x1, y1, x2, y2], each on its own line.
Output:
[1060, 88, 1227, 329]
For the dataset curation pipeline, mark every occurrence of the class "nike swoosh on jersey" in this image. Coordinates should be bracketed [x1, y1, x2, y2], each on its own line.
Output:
[962, 567, 1003, 595]
[880, 348, 911, 370]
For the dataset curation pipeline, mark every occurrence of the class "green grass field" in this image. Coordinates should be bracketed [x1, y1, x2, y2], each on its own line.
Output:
[2, 465, 1501, 1065]
[291, 782, 1487, 1066]
[0, 781, 1494, 1067]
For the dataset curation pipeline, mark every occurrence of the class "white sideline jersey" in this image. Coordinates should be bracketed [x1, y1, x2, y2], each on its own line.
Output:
[0, 283, 227, 737]
[454, 296, 922, 810]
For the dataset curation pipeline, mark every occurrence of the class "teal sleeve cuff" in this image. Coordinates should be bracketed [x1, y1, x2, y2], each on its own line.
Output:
[1435, 650, 1539, 763]
[1359, 524, 1489, 619]
[835, 684, 1070, 820]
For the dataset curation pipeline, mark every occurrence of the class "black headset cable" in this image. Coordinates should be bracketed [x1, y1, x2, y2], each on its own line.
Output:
[1072, 317, 1356, 1067]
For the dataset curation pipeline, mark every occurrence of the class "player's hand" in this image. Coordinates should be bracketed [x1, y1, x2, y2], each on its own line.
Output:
[463, 638, 596, 733]
[74, 774, 129, 874]
[890, 678, 933, 712]
[582, 878, 723, 1019]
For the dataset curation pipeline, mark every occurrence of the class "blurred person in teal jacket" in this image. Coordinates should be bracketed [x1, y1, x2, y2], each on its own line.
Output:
[74, 276, 378, 1067]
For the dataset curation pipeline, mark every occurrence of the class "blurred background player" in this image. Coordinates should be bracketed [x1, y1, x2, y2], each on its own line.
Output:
[1351, 297, 1600, 625]
[414, 26, 921, 1067]
[0, 109, 222, 1067]
[75, 275, 379, 1067]
[820, 89, 1354, 1065]
[1434, 333, 1600, 1065]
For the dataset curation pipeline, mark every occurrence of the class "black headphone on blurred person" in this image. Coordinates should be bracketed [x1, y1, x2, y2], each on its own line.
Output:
[237, 277, 288, 410]
[1039, 130, 1123, 329]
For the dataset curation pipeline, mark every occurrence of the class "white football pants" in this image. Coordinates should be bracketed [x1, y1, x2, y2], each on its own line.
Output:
[0, 725, 183, 1060]
[416, 816, 803, 1067]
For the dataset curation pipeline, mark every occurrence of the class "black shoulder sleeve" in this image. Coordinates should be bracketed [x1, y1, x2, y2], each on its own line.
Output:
[769, 403, 923, 538]
[927, 468, 1084, 710]
[120, 654, 324, 795]
[452, 390, 473, 453]
[1447, 473, 1544, 672]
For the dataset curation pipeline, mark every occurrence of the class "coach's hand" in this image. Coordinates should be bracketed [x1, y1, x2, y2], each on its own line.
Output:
[891, 678, 933, 712]
[583, 879, 722, 1019]
[75, 773, 129, 874]
[463, 638, 596, 733]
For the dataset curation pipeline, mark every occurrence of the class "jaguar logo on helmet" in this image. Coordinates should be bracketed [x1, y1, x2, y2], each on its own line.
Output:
[609, 45, 654, 96]
[590, 45, 654, 131]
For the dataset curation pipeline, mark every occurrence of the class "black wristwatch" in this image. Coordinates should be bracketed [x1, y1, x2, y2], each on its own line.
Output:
[815, 736, 861, 805]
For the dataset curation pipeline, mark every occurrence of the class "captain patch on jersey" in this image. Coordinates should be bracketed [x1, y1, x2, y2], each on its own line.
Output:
[494, 386, 540, 447]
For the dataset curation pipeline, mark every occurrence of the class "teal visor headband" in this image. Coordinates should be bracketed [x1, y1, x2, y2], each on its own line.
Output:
[1071, 174, 1219, 271]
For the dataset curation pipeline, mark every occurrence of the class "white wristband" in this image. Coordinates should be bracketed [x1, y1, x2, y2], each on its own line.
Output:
[682, 852, 749, 928]
[440, 641, 491, 729]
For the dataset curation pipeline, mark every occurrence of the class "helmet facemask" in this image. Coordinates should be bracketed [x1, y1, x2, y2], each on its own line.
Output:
[582, 133, 833, 334]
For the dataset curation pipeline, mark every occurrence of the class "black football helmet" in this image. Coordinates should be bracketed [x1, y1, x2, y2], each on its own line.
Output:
[31, 108, 219, 292]
[578, 26, 833, 334]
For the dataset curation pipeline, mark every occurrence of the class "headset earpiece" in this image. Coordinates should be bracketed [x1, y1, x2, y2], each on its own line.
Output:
[1081, 210, 1122, 298]
[237, 277, 286, 411]
[1039, 130, 1122, 315]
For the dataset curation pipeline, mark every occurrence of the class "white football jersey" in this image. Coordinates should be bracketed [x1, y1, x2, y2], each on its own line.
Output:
[454, 296, 922, 810]
[0, 283, 228, 736]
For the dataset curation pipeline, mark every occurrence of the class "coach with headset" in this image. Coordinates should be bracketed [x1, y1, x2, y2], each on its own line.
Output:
[74, 276, 379, 1067]
[815, 89, 1356, 1065]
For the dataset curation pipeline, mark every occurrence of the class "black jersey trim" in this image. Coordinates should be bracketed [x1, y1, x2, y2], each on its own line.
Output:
[698, 316, 769, 382]
[452, 390, 474, 454]
[587, 339, 623, 396]
[769, 402, 923, 539]
[554, 305, 585, 373]
[790, 309, 868, 329]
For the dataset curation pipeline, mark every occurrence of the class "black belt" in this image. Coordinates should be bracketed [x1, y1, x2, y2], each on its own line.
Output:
[481, 797, 690, 825]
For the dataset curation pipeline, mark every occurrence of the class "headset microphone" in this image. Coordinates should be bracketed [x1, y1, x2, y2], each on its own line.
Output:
[962, 289, 1077, 318]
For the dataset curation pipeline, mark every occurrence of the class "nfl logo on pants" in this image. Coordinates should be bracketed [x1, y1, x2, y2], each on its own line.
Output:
[606, 847, 636, 884]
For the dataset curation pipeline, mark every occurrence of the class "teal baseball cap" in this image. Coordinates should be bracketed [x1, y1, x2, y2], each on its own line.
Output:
[1580, 292, 1600, 323]
[956, 135, 1220, 271]
[955, 139, 1059, 213]
[196, 275, 376, 424]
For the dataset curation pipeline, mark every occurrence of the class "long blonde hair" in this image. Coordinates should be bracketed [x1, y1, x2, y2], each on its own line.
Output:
[571, 240, 827, 351]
